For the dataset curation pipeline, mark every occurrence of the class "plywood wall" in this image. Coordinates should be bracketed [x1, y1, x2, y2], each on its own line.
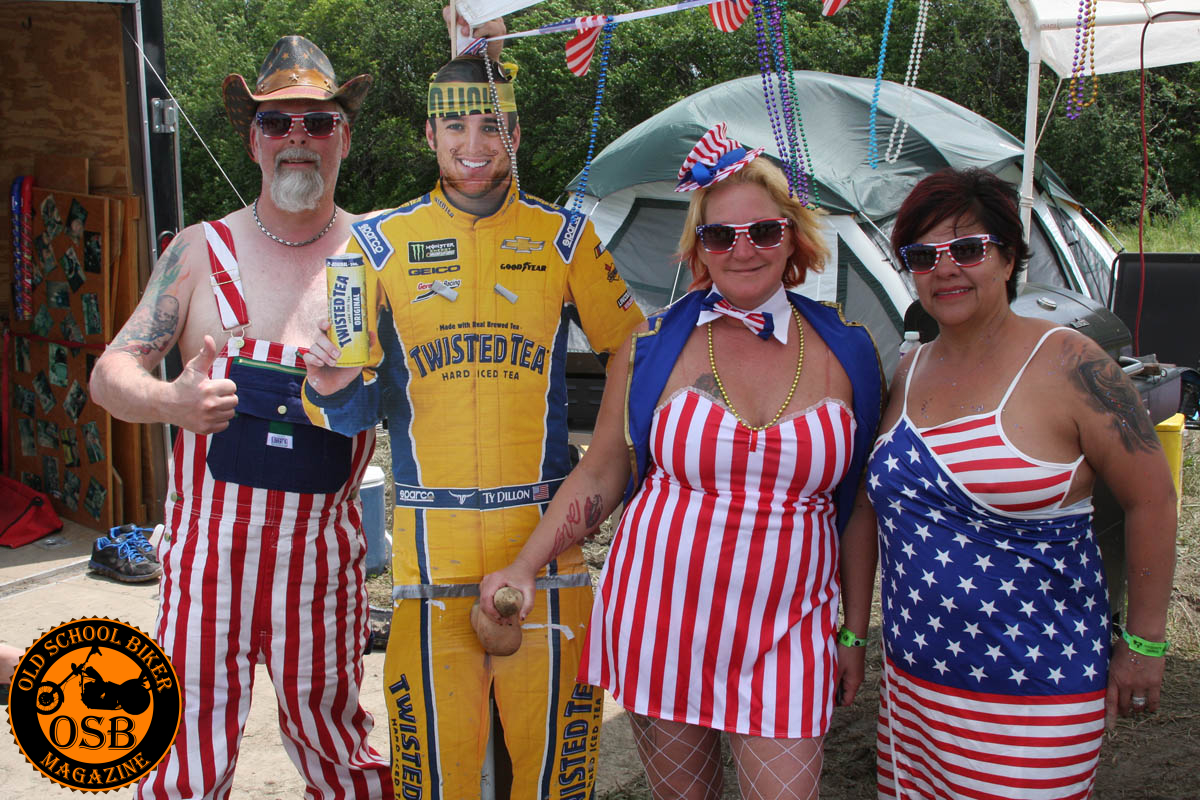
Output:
[1, 1, 134, 322]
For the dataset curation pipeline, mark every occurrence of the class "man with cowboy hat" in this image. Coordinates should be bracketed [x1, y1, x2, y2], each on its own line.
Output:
[301, 12, 645, 798]
[91, 35, 392, 799]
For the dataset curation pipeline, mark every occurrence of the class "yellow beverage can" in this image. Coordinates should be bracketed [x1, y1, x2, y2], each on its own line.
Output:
[326, 254, 369, 366]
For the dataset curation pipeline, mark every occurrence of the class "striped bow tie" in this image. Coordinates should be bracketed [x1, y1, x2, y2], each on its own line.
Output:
[700, 293, 775, 340]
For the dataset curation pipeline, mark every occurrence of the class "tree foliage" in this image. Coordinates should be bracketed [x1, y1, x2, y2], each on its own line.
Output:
[164, 0, 1199, 225]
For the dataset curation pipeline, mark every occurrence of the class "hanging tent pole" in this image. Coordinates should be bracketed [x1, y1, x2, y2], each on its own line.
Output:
[1019, 31, 1041, 256]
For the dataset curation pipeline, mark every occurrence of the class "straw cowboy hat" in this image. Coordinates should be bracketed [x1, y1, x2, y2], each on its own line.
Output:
[222, 35, 372, 153]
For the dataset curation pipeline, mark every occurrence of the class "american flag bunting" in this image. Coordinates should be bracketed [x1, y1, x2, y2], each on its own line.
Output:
[565, 15, 608, 76]
[709, 0, 754, 32]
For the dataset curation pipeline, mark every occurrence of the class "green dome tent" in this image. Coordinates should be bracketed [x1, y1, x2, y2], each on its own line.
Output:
[564, 71, 1117, 372]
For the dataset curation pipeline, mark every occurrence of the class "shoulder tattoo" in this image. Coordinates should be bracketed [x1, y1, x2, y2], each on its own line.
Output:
[1067, 342, 1159, 454]
[109, 240, 191, 356]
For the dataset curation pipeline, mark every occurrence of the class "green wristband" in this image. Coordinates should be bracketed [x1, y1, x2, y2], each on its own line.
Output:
[837, 626, 866, 647]
[1122, 629, 1169, 658]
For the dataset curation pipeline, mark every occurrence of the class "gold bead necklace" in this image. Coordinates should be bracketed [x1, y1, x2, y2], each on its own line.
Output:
[707, 305, 804, 431]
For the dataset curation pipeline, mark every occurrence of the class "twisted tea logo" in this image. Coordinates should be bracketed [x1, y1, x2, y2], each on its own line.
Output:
[8, 618, 181, 791]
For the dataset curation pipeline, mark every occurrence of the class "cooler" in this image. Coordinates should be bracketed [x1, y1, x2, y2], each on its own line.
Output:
[359, 465, 389, 577]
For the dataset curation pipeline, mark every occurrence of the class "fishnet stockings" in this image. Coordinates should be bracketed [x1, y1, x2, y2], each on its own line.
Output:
[728, 730, 823, 800]
[629, 713, 724, 800]
[628, 713, 825, 800]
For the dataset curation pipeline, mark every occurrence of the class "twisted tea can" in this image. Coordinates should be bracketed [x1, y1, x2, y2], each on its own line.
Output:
[326, 254, 369, 366]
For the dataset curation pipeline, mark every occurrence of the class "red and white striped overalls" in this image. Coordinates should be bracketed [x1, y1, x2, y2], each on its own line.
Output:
[138, 220, 392, 799]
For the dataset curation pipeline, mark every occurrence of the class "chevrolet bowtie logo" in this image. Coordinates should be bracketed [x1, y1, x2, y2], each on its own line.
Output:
[501, 237, 545, 254]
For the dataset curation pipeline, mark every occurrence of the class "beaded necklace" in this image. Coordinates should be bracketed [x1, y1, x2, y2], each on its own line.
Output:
[884, 0, 931, 164]
[867, 0, 897, 169]
[752, 0, 818, 208]
[482, 57, 521, 194]
[568, 18, 616, 217]
[707, 304, 804, 431]
[1066, 0, 1099, 119]
[252, 199, 336, 247]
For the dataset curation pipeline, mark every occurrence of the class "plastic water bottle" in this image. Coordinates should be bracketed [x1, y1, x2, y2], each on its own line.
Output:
[898, 330, 921, 356]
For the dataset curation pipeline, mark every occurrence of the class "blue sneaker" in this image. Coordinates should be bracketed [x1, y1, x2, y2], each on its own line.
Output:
[88, 536, 162, 583]
[110, 524, 158, 563]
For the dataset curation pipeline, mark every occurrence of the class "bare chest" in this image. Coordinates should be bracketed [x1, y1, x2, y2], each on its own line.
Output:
[181, 255, 329, 355]
[905, 372, 1000, 425]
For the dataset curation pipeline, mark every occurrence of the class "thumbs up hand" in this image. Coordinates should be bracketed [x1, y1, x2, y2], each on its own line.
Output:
[170, 335, 238, 434]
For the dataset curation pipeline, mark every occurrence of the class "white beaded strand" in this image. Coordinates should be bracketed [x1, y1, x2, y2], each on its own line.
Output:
[884, 0, 931, 165]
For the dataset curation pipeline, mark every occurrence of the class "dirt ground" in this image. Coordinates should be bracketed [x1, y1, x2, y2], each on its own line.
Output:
[366, 428, 1200, 799]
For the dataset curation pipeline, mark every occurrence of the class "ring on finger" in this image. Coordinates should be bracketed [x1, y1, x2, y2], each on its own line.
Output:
[1130, 695, 1147, 707]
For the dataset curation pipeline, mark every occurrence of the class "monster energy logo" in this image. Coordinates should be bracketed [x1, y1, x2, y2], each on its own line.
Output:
[408, 238, 458, 263]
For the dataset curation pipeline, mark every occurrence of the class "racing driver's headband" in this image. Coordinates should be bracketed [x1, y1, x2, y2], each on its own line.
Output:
[427, 81, 517, 118]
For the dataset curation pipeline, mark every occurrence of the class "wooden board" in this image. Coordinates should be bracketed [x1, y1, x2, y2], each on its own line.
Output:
[0, 2, 131, 323]
[9, 188, 113, 529]
[104, 194, 148, 523]
[34, 155, 89, 194]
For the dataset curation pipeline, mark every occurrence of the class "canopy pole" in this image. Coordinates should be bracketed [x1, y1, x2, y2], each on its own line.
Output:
[448, 2, 460, 58]
[1019, 31, 1042, 278]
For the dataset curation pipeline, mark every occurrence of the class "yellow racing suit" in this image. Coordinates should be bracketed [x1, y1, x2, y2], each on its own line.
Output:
[304, 181, 644, 800]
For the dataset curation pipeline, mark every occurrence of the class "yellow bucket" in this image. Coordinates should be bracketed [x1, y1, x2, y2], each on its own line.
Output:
[1155, 412, 1185, 515]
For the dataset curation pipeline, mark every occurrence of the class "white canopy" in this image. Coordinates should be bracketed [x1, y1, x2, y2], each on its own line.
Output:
[1007, 0, 1200, 240]
[453, 0, 541, 27]
[1006, 0, 1200, 77]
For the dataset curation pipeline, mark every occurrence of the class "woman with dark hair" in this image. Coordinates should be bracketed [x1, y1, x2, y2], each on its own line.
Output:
[870, 167, 1176, 798]
[480, 123, 883, 799]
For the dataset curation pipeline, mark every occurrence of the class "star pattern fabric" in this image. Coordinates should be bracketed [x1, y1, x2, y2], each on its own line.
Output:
[867, 419, 1109, 799]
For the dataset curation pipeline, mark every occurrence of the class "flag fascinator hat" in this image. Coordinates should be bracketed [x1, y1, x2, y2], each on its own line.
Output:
[675, 122, 765, 192]
[223, 35, 372, 154]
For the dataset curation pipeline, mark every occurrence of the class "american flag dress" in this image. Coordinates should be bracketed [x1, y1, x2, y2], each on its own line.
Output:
[868, 329, 1108, 800]
[579, 389, 855, 739]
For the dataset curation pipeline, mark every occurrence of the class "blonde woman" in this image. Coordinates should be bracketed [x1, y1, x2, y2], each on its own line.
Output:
[481, 124, 883, 799]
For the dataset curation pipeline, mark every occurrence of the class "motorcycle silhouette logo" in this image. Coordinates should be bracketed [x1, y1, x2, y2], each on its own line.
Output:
[34, 643, 152, 716]
[7, 618, 180, 791]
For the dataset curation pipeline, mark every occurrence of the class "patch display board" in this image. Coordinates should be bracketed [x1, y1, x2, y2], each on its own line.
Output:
[9, 188, 113, 528]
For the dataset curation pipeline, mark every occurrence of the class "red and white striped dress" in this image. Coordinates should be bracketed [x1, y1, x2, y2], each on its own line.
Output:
[912, 328, 1083, 517]
[140, 220, 391, 799]
[579, 389, 855, 739]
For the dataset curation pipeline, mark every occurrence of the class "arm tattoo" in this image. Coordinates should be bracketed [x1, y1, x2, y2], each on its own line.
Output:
[549, 497, 603, 559]
[584, 494, 605, 528]
[1068, 347, 1160, 454]
[550, 523, 574, 560]
[110, 241, 190, 356]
